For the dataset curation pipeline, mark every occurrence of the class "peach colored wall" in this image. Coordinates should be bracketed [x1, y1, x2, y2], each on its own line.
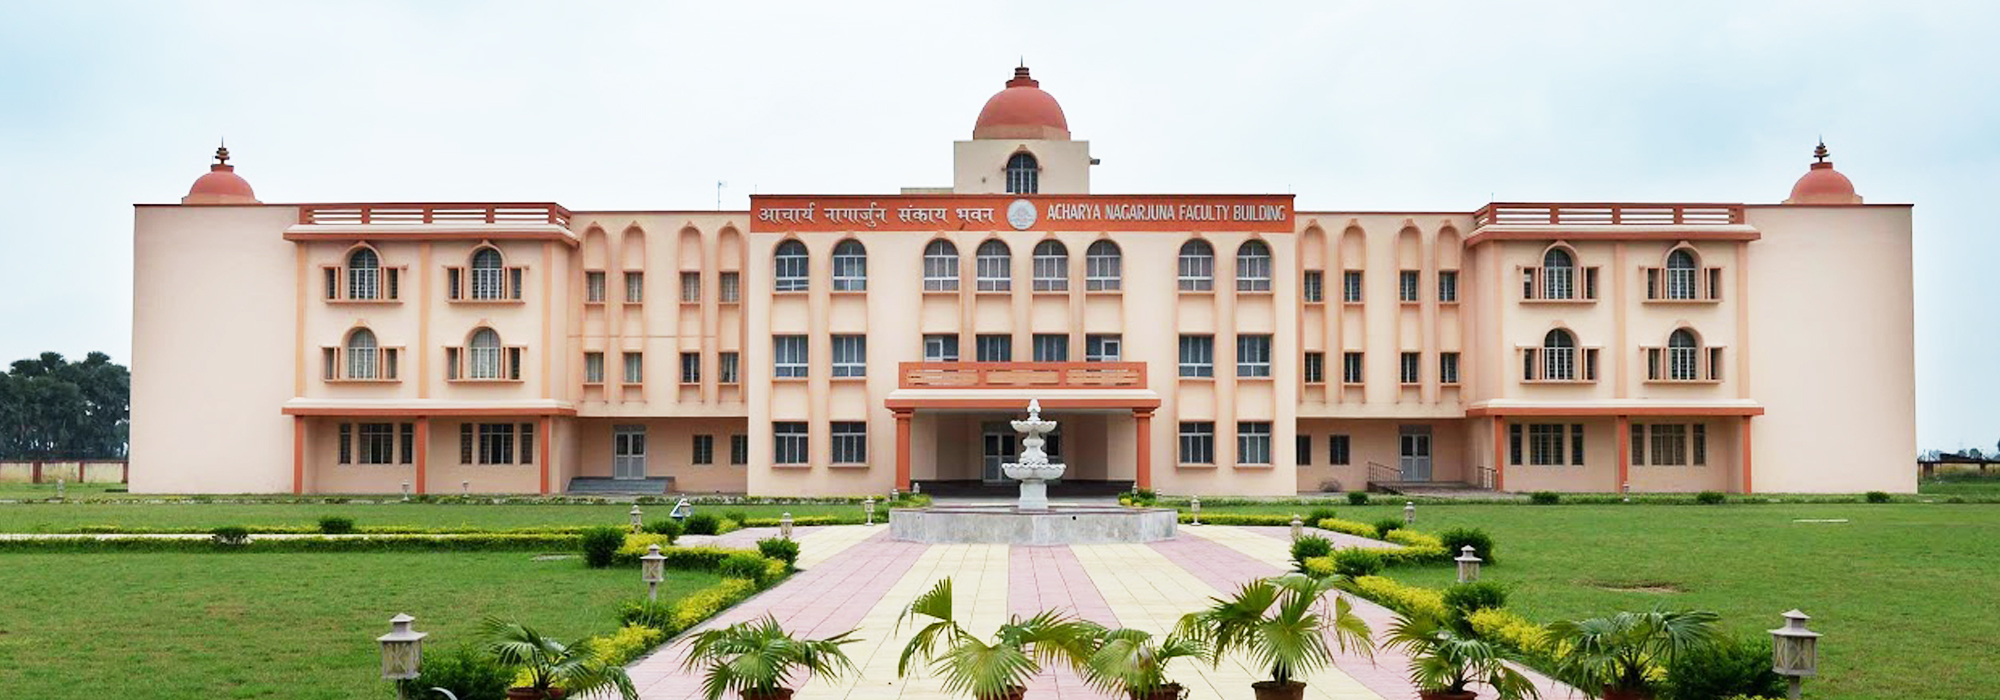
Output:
[951, 139, 1092, 194]
[573, 418, 748, 493]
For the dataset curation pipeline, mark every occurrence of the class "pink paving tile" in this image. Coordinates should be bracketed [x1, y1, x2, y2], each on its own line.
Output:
[1009, 546, 1120, 700]
[1246, 524, 1404, 550]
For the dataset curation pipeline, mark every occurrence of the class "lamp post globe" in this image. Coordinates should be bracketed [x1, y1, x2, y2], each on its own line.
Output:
[377, 613, 427, 682]
[1770, 609, 1822, 700]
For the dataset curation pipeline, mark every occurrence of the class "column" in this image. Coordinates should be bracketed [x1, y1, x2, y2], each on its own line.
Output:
[414, 418, 430, 495]
[539, 415, 554, 494]
[1615, 415, 1630, 494]
[292, 416, 306, 494]
[1490, 415, 1507, 491]
[894, 409, 913, 491]
[1134, 408, 1153, 491]
[1740, 415, 1754, 494]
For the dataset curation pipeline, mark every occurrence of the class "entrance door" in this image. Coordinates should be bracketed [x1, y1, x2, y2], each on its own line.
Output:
[981, 424, 1016, 483]
[1399, 426, 1433, 482]
[613, 425, 647, 480]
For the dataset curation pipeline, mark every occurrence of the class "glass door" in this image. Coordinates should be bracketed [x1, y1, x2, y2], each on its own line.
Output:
[1399, 426, 1433, 482]
[613, 425, 647, 480]
[981, 425, 1016, 483]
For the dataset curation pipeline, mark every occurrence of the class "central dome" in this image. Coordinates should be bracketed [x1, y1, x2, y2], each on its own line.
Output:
[973, 65, 1070, 141]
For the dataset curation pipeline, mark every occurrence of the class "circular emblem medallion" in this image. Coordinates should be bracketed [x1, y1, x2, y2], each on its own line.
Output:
[1006, 199, 1038, 231]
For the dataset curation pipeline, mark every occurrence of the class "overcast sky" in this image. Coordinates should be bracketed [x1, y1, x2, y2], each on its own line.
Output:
[1, 2, 1992, 450]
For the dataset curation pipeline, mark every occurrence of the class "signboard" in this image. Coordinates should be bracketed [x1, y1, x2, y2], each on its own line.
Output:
[750, 194, 1295, 233]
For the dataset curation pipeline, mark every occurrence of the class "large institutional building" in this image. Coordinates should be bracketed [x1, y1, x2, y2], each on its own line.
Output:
[131, 67, 1915, 496]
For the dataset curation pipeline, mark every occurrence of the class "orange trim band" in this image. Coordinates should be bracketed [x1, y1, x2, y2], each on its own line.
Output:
[539, 416, 553, 494]
[1464, 229, 1760, 246]
[281, 406, 579, 417]
[292, 416, 306, 494]
[414, 418, 429, 495]
[883, 397, 1162, 410]
[1466, 405, 1763, 417]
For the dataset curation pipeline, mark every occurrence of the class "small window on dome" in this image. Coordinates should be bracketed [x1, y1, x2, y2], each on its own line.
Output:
[1006, 153, 1039, 194]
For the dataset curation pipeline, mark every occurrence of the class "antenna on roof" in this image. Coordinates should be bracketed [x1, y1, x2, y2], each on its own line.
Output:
[717, 181, 728, 210]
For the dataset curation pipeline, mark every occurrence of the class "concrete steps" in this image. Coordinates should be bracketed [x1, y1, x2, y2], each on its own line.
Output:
[565, 477, 673, 495]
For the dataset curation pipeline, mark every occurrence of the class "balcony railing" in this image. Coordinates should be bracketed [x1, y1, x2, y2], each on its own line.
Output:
[898, 362, 1148, 390]
[1643, 266, 1725, 302]
[297, 203, 572, 227]
[1474, 203, 1746, 228]
[1644, 346, 1725, 383]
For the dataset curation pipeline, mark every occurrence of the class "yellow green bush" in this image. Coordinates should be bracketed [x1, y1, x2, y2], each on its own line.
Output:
[1466, 607, 1556, 657]
[1342, 575, 1447, 620]
[1315, 518, 1381, 539]
[671, 578, 760, 630]
[588, 625, 666, 666]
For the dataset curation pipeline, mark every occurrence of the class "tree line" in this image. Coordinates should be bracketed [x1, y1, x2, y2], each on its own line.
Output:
[0, 352, 129, 460]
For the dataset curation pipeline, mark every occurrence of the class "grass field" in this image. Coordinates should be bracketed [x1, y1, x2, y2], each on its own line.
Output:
[1917, 471, 2000, 494]
[0, 552, 719, 700]
[0, 501, 874, 533]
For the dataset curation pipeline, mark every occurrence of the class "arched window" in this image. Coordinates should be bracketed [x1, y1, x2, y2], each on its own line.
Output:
[1542, 248, 1574, 300]
[1032, 240, 1068, 291]
[976, 240, 1012, 292]
[468, 328, 502, 380]
[470, 247, 505, 300]
[1006, 152, 1039, 194]
[831, 239, 867, 291]
[1668, 328, 1699, 381]
[1236, 240, 1272, 291]
[1543, 329, 1577, 381]
[1666, 248, 1698, 300]
[923, 240, 959, 291]
[1085, 240, 1122, 291]
[773, 240, 809, 292]
[1178, 239, 1214, 291]
[345, 328, 378, 379]
[347, 248, 380, 300]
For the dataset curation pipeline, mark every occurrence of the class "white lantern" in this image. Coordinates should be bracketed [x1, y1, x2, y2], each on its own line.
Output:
[629, 505, 644, 532]
[779, 512, 794, 540]
[1403, 501, 1416, 527]
[461, 480, 470, 495]
[1289, 514, 1304, 540]
[1190, 496, 1202, 525]
[401, 481, 411, 502]
[641, 544, 667, 601]
[377, 613, 427, 681]
[1455, 545, 1483, 583]
[1770, 609, 1821, 699]
[864, 496, 877, 526]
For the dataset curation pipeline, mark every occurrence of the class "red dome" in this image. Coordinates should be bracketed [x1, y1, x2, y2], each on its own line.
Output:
[182, 146, 260, 205]
[973, 66, 1070, 141]
[1784, 142, 1861, 205]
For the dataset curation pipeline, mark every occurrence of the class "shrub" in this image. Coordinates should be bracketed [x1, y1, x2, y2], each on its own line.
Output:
[1381, 530, 1450, 565]
[1290, 535, 1334, 571]
[1371, 517, 1404, 536]
[587, 625, 667, 666]
[1306, 507, 1339, 525]
[1330, 547, 1384, 578]
[401, 644, 512, 700]
[620, 598, 677, 632]
[1529, 491, 1561, 505]
[1341, 575, 1446, 620]
[1441, 581, 1509, 622]
[210, 526, 250, 546]
[1466, 607, 1554, 658]
[316, 516, 356, 534]
[1316, 518, 1381, 539]
[1865, 490, 1891, 503]
[722, 509, 749, 523]
[581, 526, 625, 568]
[1346, 491, 1369, 505]
[672, 578, 761, 630]
[641, 518, 683, 541]
[684, 513, 721, 535]
[1438, 527, 1496, 565]
[1662, 636, 1787, 700]
[1696, 491, 1727, 505]
[717, 552, 770, 581]
[757, 537, 800, 569]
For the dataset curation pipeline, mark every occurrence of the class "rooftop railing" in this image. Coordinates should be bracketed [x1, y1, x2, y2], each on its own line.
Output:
[898, 362, 1148, 390]
[1473, 203, 1745, 228]
[297, 203, 572, 227]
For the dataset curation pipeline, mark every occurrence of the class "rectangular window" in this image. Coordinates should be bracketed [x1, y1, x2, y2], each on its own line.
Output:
[1296, 435, 1312, 465]
[624, 352, 643, 384]
[1438, 270, 1459, 303]
[1329, 434, 1351, 465]
[459, 424, 473, 463]
[729, 434, 748, 465]
[1303, 271, 1324, 302]
[692, 435, 714, 465]
[324, 267, 339, 301]
[774, 336, 808, 378]
[624, 272, 644, 304]
[925, 247, 959, 291]
[680, 272, 700, 303]
[1032, 334, 1069, 362]
[976, 250, 1011, 291]
[323, 348, 337, 381]
[1631, 424, 1646, 466]
[1085, 334, 1122, 362]
[1178, 422, 1215, 464]
[1236, 335, 1272, 378]
[585, 271, 606, 303]
[477, 423, 516, 465]
[1440, 352, 1460, 385]
[1342, 270, 1364, 303]
[519, 422, 535, 464]
[719, 272, 740, 303]
[1086, 247, 1121, 291]
[359, 423, 396, 464]
[773, 422, 808, 465]
[719, 352, 740, 384]
[1400, 352, 1421, 385]
[679, 352, 701, 384]
[832, 249, 867, 291]
[1528, 424, 1565, 466]
[399, 423, 414, 464]
[831, 421, 867, 464]
[1342, 352, 1364, 385]
[1304, 352, 1325, 384]
[1237, 253, 1271, 292]
[924, 334, 960, 362]
[1650, 424, 1688, 466]
[447, 267, 462, 300]
[1032, 248, 1068, 291]
[1571, 423, 1586, 466]
[1238, 422, 1272, 465]
[1178, 335, 1214, 378]
[976, 334, 1011, 362]
[338, 423, 353, 464]
[832, 335, 867, 377]
[1508, 423, 1523, 466]
[1399, 270, 1420, 302]
[1693, 424, 1707, 465]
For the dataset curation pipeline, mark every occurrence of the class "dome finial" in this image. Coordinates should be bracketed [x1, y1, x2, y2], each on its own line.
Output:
[1813, 138, 1829, 164]
[214, 138, 231, 166]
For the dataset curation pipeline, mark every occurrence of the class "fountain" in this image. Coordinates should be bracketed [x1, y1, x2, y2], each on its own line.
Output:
[888, 398, 1177, 545]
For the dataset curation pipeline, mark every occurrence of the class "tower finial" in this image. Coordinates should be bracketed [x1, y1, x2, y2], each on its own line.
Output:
[1813, 138, 1829, 164]
[214, 138, 231, 166]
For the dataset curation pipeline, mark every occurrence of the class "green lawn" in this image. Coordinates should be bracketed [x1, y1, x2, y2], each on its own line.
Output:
[0, 481, 130, 499]
[0, 502, 873, 533]
[0, 552, 719, 700]
[1918, 472, 2000, 495]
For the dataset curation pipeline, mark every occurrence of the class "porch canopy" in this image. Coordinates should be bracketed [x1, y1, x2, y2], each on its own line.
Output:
[885, 362, 1162, 491]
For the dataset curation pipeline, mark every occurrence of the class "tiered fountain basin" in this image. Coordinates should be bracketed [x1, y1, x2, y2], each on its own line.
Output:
[889, 504, 1177, 545]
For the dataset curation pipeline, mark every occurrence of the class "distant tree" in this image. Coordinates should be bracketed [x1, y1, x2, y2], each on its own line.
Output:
[0, 352, 130, 459]
[1970, 448, 1987, 461]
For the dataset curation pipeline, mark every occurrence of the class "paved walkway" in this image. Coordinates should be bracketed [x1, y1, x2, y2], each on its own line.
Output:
[629, 525, 1579, 700]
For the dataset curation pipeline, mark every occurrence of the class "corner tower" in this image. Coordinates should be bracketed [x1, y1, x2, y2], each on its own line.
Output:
[953, 65, 1094, 194]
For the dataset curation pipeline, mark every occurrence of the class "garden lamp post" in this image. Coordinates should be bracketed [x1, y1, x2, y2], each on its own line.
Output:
[1455, 545, 1483, 583]
[864, 496, 877, 526]
[1290, 514, 1304, 540]
[1622, 481, 1632, 503]
[1403, 501, 1416, 527]
[1190, 496, 1201, 525]
[378, 613, 427, 700]
[629, 505, 644, 533]
[55, 478, 65, 500]
[641, 544, 667, 602]
[779, 512, 794, 539]
[401, 481, 411, 502]
[1770, 609, 1821, 700]
[461, 480, 469, 495]
[889, 487, 899, 502]
[912, 481, 921, 494]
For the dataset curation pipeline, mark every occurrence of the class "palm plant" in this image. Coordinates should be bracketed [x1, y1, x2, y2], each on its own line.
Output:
[1384, 611, 1539, 700]
[1080, 627, 1206, 700]
[1174, 573, 1373, 700]
[1547, 607, 1722, 700]
[680, 615, 860, 700]
[482, 618, 640, 700]
[896, 578, 1099, 700]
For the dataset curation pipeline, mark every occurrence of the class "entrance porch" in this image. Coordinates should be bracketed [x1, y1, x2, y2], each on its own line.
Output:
[887, 361, 1162, 493]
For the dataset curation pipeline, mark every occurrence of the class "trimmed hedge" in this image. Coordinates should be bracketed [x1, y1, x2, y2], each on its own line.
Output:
[1315, 517, 1381, 539]
[581, 527, 625, 568]
[587, 625, 667, 666]
[1340, 575, 1447, 619]
[1466, 607, 1556, 657]
[0, 534, 582, 554]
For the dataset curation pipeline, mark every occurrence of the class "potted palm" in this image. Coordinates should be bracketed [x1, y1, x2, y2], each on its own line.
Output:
[680, 614, 861, 700]
[1547, 607, 1722, 700]
[482, 618, 640, 700]
[1080, 627, 1205, 700]
[1175, 573, 1373, 700]
[1384, 611, 1539, 700]
[896, 578, 1099, 700]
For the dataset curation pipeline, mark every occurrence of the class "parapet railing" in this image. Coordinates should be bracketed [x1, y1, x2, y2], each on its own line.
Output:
[297, 203, 573, 227]
[1473, 203, 1746, 228]
[898, 362, 1148, 390]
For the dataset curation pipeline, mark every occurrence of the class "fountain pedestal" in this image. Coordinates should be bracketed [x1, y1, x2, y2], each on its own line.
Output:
[1001, 399, 1064, 511]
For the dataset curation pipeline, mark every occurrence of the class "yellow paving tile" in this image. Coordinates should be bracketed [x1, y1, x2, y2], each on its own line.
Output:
[788, 543, 1011, 700]
[794, 525, 882, 570]
[1181, 525, 1296, 568]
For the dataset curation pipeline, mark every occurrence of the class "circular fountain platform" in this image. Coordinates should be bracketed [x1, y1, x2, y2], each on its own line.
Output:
[889, 505, 1178, 545]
